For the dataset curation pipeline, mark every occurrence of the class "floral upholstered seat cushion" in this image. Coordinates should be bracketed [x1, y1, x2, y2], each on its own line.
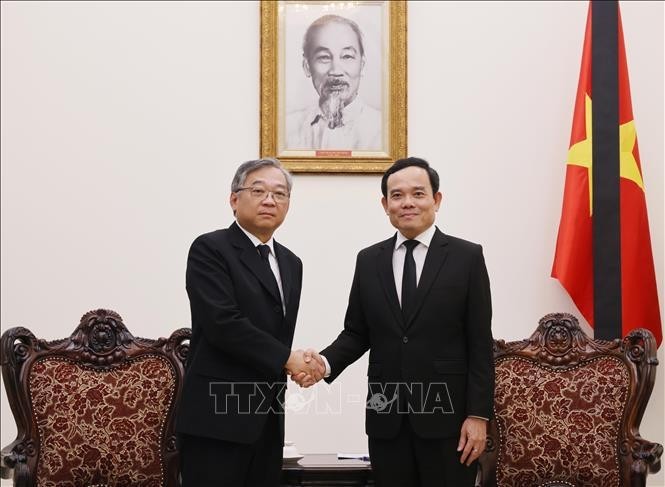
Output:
[28, 356, 176, 487]
[494, 356, 629, 487]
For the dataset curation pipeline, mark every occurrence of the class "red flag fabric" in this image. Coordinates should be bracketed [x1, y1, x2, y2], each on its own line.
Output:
[551, 3, 662, 346]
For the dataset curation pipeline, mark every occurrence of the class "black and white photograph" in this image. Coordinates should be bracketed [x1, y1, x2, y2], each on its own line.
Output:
[282, 4, 385, 152]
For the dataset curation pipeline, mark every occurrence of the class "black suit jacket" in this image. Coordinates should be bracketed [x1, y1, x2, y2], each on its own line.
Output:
[176, 222, 302, 444]
[321, 228, 493, 440]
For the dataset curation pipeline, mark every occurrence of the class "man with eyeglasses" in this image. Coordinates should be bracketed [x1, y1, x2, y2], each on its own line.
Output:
[176, 158, 324, 486]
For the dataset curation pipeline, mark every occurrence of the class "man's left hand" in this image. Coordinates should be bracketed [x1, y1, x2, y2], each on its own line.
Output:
[457, 417, 487, 466]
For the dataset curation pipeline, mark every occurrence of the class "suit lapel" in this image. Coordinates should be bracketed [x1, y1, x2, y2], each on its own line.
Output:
[229, 223, 282, 304]
[405, 229, 449, 329]
[377, 235, 406, 329]
[274, 241, 292, 308]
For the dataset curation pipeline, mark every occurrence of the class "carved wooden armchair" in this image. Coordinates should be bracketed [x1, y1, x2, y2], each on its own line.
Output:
[477, 313, 662, 487]
[1, 309, 190, 487]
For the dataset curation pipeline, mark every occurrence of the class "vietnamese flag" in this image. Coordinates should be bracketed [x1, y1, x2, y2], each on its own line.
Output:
[551, 1, 662, 346]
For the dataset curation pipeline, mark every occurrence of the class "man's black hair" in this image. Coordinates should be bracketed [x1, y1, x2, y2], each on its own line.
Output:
[381, 157, 440, 197]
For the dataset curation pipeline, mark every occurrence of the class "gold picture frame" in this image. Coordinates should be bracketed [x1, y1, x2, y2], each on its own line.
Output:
[260, 1, 407, 173]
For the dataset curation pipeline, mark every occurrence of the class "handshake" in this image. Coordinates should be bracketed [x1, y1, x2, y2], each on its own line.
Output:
[285, 349, 326, 388]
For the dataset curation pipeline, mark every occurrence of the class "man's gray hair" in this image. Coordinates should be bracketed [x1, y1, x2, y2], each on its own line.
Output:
[231, 158, 293, 193]
[303, 14, 365, 60]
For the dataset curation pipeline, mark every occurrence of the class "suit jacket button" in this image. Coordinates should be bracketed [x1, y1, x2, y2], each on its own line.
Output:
[402, 336, 408, 344]
[274, 305, 282, 313]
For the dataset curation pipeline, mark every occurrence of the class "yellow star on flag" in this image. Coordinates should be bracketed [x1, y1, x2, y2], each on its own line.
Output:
[566, 94, 645, 216]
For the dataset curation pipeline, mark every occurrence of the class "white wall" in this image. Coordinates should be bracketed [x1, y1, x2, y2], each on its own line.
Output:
[1, 1, 663, 485]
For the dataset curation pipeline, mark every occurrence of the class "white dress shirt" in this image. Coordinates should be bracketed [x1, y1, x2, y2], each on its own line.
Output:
[237, 223, 285, 313]
[392, 226, 436, 306]
[285, 97, 382, 151]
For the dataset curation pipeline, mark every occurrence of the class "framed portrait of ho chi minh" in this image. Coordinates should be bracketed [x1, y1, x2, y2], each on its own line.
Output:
[260, 1, 407, 173]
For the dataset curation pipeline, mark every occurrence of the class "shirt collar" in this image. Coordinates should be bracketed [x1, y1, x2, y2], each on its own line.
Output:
[237, 222, 275, 256]
[309, 96, 364, 127]
[394, 224, 436, 250]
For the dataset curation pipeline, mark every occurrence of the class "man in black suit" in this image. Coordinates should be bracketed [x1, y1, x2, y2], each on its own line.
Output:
[306, 157, 494, 486]
[176, 158, 324, 486]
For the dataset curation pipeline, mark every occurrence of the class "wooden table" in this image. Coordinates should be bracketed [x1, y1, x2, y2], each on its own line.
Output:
[281, 454, 374, 487]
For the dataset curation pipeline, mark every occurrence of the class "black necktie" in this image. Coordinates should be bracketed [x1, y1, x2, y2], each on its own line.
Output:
[257, 244, 281, 300]
[401, 240, 419, 320]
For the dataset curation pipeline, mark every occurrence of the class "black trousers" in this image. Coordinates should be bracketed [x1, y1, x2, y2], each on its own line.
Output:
[368, 416, 477, 487]
[180, 411, 282, 487]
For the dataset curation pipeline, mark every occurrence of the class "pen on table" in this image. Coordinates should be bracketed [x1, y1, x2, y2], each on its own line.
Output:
[337, 454, 370, 462]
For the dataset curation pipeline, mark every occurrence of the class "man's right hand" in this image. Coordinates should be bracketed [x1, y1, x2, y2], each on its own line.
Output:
[285, 349, 325, 387]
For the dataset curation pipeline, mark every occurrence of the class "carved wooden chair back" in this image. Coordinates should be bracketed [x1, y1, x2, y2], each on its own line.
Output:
[477, 313, 662, 487]
[1, 309, 190, 487]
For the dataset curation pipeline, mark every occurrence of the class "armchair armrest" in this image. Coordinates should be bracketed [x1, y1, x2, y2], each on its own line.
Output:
[630, 438, 663, 486]
[1, 444, 30, 487]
